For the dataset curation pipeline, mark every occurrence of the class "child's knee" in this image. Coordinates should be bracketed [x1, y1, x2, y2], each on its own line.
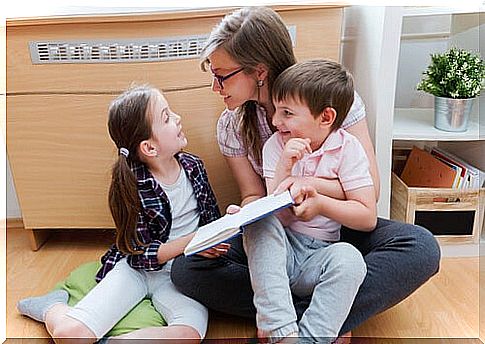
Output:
[243, 215, 284, 241]
[50, 317, 96, 342]
[174, 325, 202, 341]
[330, 243, 367, 280]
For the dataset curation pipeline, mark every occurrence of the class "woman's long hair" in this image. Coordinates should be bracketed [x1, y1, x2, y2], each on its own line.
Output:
[107, 85, 155, 254]
[200, 7, 296, 165]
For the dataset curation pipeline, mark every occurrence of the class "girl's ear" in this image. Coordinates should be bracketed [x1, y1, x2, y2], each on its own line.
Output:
[320, 107, 337, 127]
[139, 140, 158, 159]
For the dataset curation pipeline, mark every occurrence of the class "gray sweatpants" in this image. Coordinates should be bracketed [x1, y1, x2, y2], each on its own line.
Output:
[243, 215, 367, 343]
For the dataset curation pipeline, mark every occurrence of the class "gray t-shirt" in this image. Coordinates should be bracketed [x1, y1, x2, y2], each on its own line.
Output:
[158, 168, 199, 269]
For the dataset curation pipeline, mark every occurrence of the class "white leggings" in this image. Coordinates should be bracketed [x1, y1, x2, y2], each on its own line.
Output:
[66, 258, 208, 339]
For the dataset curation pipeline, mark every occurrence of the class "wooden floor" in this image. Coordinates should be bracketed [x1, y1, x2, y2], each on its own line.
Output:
[6, 226, 483, 343]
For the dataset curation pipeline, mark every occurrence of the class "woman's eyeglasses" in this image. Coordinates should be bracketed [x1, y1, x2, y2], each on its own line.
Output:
[210, 67, 244, 90]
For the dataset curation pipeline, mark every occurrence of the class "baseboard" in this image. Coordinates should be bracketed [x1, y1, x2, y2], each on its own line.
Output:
[6, 217, 24, 230]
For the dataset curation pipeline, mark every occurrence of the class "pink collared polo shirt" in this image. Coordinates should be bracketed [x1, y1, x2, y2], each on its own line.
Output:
[216, 92, 366, 178]
[262, 128, 373, 242]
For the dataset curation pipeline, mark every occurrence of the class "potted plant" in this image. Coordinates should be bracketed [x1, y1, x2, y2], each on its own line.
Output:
[417, 47, 485, 132]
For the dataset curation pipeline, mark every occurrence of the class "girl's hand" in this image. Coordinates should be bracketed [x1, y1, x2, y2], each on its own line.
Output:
[196, 243, 231, 259]
[280, 138, 312, 170]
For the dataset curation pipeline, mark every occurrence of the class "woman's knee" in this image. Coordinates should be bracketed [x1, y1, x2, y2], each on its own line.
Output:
[50, 317, 96, 342]
[409, 224, 441, 275]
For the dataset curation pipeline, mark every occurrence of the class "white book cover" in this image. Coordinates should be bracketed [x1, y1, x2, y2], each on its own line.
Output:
[184, 190, 294, 256]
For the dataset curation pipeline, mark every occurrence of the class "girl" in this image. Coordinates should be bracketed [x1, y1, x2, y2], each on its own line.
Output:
[171, 5, 441, 338]
[17, 85, 229, 343]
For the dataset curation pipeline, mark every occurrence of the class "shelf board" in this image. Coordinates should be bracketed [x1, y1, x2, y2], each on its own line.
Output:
[393, 108, 483, 141]
[402, 6, 483, 17]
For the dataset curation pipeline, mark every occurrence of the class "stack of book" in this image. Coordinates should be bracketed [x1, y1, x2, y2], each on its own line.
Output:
[400, 146, 484, 189]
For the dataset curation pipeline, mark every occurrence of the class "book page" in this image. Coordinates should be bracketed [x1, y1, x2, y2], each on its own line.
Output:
[184, 190, 293, 256]
[190, 212, 241, 245]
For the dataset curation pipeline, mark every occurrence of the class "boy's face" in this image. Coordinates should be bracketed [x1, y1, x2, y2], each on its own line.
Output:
[272, 97, 327, 150]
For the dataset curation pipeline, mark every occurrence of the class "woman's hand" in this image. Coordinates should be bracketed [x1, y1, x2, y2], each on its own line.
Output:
[226, 204, 241, 214]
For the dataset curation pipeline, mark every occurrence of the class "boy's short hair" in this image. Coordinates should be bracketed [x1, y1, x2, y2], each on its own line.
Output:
[272, 59, 354, 129]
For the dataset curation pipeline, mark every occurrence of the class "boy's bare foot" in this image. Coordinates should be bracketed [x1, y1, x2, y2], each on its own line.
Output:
[257, 329, 299, 344]
[332, 330, 352, 344]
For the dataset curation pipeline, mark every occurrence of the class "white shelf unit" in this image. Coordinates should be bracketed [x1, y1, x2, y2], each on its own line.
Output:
[341, 6, 484, 252]
[393, 108, 483, 141]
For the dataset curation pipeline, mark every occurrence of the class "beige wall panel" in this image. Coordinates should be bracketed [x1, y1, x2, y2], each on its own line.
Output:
[283, 8, 342, 62]
[7, 87, 239, 229]
[7, 7, 342, 94]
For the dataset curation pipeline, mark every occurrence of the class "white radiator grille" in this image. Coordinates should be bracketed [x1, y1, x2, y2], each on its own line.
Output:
[29, 35, 209, 64]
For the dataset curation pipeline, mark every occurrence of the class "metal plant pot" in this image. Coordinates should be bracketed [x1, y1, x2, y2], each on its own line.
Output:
[434, 96, 474, 132]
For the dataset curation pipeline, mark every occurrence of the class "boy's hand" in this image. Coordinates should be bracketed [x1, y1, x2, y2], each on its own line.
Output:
[276, 176, 314, 204]
[292, 186, 322, 222]
[274, 176, 307, 196]
[280, 138, 312, 170]
[197, 243, 231, 258]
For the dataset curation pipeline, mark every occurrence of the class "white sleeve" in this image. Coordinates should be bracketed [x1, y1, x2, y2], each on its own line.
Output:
[262, 134, 283, 179]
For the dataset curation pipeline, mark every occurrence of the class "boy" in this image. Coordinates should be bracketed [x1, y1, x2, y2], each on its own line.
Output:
[243, 59, 376, 343]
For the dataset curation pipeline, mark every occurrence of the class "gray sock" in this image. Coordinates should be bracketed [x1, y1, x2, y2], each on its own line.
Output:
[17, 289, 69, 322]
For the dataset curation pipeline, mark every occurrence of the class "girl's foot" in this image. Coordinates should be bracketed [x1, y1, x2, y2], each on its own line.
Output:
[17, 289, 69, 322]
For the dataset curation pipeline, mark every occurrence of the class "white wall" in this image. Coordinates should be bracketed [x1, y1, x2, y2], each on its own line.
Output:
[341, 6, 403, 217]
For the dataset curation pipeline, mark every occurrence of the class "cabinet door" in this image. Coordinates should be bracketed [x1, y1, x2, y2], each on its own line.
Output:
[7, 87, 239, 229]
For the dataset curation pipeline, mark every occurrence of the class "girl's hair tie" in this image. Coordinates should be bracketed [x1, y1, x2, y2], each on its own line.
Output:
[119, 147, 129, 158]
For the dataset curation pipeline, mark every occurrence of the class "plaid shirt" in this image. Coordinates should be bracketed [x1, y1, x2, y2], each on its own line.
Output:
[95, 152, 221, 282]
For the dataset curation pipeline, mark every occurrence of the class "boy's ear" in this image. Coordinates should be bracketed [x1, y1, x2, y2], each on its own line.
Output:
[139, 140, 158, 158]
[319, 107, 337, 127]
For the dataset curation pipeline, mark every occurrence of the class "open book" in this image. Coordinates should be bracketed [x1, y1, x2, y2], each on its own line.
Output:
[184, 190, 294, 256]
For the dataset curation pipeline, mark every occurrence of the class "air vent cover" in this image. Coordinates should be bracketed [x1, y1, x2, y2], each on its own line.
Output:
[29, 34, 209, 64]
[29, 26, 296, 65]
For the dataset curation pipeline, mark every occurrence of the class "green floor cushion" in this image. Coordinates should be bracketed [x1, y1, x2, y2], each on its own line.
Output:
[53, 261, 166, 337]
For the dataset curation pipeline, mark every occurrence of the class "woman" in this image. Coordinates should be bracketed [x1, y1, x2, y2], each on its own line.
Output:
[171, 6, 440, 335]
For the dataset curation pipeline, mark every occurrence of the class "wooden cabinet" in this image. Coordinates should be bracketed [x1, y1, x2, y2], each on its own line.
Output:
[6, 6, 344, 250]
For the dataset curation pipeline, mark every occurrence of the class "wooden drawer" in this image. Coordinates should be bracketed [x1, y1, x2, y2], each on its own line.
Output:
[6, 7, 343, 94]
[390, 172, 484, 244]
[7, 87, 239, 230]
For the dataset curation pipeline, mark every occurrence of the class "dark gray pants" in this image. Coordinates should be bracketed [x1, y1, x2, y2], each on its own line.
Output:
[171, 217, 440, 335]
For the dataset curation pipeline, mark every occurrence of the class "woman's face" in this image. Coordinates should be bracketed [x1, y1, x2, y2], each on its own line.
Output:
[208, 48, 258, 110]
